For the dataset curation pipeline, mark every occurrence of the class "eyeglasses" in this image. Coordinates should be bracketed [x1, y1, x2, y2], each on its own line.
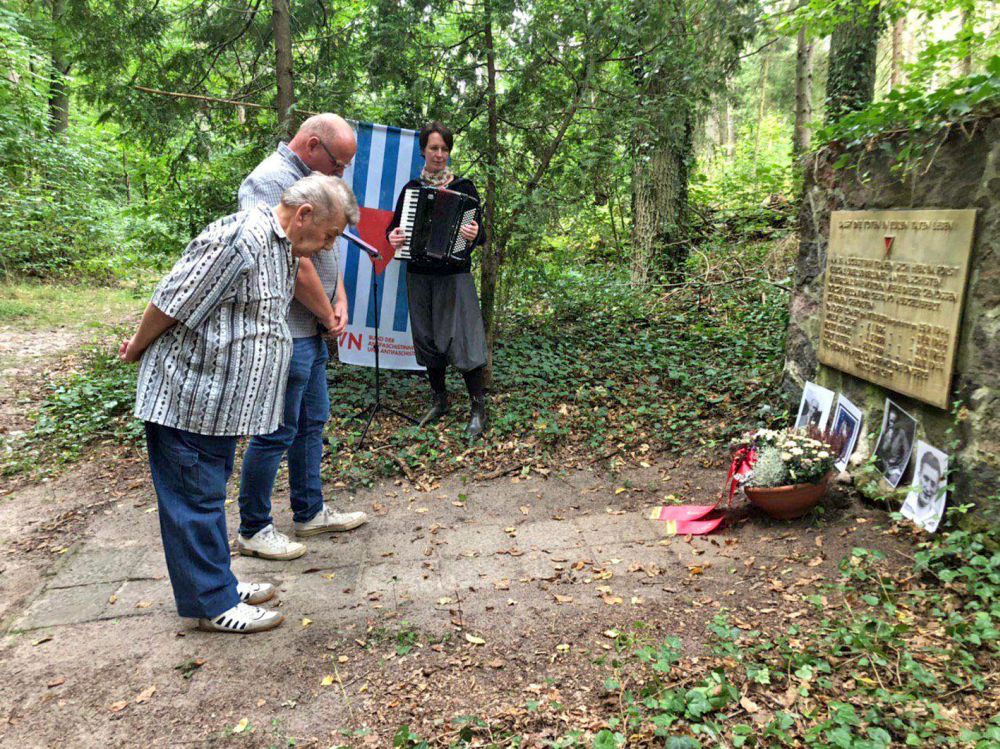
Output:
[318, 140, 352, 174]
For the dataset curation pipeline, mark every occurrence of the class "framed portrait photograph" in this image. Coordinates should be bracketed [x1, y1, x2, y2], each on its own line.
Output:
[873, 398, 917, 488]
[830, 396, 862, 472]
[794, 381, 836, 432]
[900, 442, 949, 532]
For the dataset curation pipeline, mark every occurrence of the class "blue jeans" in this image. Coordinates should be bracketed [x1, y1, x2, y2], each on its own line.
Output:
[238, 334, 329, 537]
[145, 422, 240, 619]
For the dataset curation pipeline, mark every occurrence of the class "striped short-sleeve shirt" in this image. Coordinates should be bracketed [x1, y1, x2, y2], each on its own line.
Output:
[134, 205, 298, 436]
[239, 142, 339, 338]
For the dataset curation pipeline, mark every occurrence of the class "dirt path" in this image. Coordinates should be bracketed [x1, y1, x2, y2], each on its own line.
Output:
[0, 444, 910, 747]
[0, 326, 93, 438]
[0, 327, 912, 747]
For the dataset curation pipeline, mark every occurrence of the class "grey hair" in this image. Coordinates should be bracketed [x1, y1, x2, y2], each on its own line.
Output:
[280, 174, 360, 226]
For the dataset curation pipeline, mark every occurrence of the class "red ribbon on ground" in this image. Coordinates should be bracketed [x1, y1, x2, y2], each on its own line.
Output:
[649, 446, 756, 535]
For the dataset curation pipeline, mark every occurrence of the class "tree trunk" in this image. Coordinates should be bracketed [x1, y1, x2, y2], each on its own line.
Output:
[751, 52, 770, 179]
[629, 0, 694, 286]
[716, 101, 730, 156]
[47, 0, 70, 134]
[630, 109, 693, 286]
[793, 26, 813, 157]
[960, 5, 974, 76]
[890, 17, 905, 89]
[826, 0, 881, 120]
[724, 96, 734, 158]
[479, 6, 501, 387]
[272, 0, 294, 138]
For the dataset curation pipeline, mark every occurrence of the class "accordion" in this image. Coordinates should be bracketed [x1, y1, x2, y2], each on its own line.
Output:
[396, 185, 479, 265]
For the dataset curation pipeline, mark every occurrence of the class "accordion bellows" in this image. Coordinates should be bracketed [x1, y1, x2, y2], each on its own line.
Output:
[396, 185, 479, 265]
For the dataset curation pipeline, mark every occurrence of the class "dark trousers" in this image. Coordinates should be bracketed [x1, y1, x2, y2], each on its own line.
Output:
[407, 271, 488, 373]
[145, 422, 240, 619]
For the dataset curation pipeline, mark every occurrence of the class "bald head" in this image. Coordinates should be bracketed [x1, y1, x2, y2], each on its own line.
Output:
[288, 113, 357, 177]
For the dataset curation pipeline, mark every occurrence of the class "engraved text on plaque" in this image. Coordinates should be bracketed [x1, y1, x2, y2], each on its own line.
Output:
[818, 209, 976, 409]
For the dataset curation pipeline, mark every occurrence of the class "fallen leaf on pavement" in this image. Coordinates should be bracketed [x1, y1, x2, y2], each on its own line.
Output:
[135, 686, 156, 704]
[47, 677, 65, 688]
[465, 634, 486, 646]
[108, 701, 128, 713]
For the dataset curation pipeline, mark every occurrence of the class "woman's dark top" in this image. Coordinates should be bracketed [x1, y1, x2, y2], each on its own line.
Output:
[386, 176, 485, 276]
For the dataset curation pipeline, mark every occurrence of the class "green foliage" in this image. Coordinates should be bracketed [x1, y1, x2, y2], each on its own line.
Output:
[583, 524, 1000, 747]
[325, 254, 789, 488]
[1, 338, 141, 476]
[819, 55, 1000, 171]
[693, 113, 794, 210]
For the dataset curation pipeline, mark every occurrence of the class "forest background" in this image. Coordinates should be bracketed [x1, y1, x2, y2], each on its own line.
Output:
[2, 0, 997, 485]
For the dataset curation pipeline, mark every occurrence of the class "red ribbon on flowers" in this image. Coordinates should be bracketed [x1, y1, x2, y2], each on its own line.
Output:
[724, 446, 756, 506]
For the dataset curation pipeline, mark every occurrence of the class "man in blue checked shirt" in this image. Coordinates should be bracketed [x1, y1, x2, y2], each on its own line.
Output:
[122, 174, 359, 633]
[236, 114, 368, 562]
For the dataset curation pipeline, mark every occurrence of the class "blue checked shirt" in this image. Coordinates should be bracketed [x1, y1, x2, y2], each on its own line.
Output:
[239, 142, 339, 338]
[134, 205, 297, 436]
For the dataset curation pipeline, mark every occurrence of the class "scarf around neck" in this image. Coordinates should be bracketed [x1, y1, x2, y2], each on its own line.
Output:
[420, 166, 455, 187]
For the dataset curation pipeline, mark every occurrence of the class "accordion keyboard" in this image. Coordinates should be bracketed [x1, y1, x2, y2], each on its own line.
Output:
[395, 187, 420, 260]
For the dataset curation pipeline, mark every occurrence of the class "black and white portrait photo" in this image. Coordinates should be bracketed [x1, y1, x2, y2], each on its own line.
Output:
[900, 442, 949, 532]
[873, 399, 917, 488]
[794, 381, 836, 432]
[831, 396, 862, 471]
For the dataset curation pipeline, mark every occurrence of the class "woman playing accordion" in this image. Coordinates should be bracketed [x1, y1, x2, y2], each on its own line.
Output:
[387, 121, 488, 439]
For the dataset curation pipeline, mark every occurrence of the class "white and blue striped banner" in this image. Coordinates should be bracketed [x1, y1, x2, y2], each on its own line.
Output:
[336, 121, 424, 370]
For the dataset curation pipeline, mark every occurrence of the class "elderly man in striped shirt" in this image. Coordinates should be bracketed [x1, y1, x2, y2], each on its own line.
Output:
[235, 113, 368, 562]
[121, 174, 359, 633]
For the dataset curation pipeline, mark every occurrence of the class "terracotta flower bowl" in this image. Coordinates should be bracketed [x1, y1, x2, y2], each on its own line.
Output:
[744, 474, 831, 520]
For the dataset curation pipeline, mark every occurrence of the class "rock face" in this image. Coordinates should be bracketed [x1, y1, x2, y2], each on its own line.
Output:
[784, 116, 999, 512]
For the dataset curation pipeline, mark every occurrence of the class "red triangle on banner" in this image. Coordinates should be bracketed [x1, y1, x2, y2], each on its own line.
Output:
[356, 207, 396, 275]
[884, 235, 895, 256]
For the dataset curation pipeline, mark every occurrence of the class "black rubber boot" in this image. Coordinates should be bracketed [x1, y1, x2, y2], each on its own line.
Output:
[418, 391, 449, 428]
[464, 395, 488, 440]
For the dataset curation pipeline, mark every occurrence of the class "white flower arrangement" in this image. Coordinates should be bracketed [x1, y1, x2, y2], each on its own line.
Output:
[733, 427, 838, 488]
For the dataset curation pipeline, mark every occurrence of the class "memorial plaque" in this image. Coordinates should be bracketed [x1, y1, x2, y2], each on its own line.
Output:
[818, 209, 976, 409]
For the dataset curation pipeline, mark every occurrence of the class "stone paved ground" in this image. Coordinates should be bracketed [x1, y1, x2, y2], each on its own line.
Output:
[0, 449, 909, 747]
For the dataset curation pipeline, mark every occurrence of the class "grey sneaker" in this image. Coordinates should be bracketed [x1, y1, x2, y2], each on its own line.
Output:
[294, 504, 368, 537]
[236, 581, 276, 605]
[238, 524, 307, 560]
[197, 602, 284, 633]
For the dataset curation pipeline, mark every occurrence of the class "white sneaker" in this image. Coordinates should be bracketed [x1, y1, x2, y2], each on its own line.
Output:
[294, 504, 368, 537]
[238, 524, 307, 560]
[236, 581, 276, 605]
[198, 602, 283, 633]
